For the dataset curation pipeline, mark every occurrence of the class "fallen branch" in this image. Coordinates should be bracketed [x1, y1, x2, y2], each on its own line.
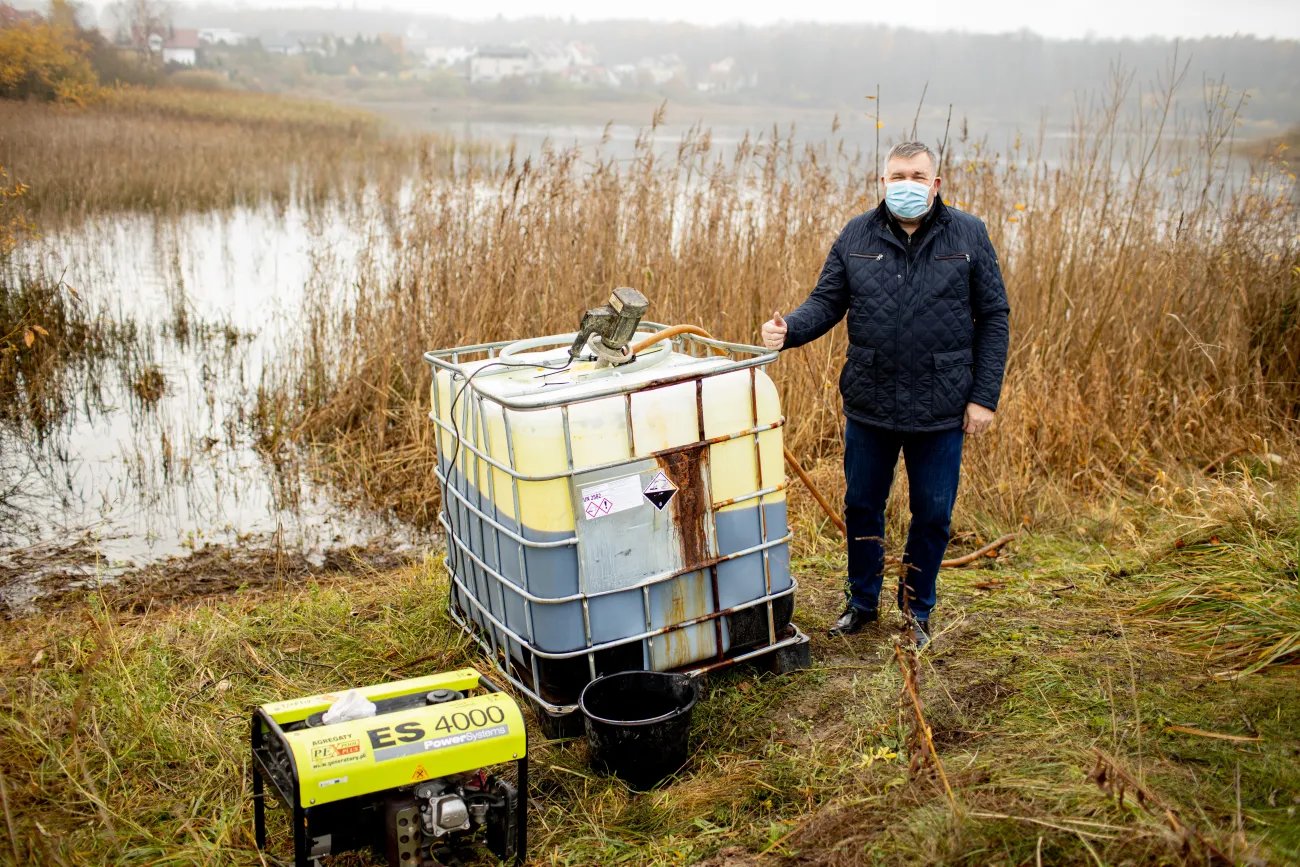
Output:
[941, 533, 1020, 567]
[1201, 447, 1248, 474]
[1088, 748, 1232, 865]
[1164, 725, 1261, 743]
[887, 532, 1019, 568]
[894, 636, 957, 809]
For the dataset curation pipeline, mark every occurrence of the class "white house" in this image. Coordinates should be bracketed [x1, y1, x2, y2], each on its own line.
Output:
[534, 43, 569, 75]
[699, 57, 749, 93]
[162, 29, 199, 66]
[424, 45, 474, 69]
[469, 46, 533, 83]
[637, 54, 685, 86]
[565, 41, 598, 68]
[610, 63, 638, 87]
[198, 28, 244, 46]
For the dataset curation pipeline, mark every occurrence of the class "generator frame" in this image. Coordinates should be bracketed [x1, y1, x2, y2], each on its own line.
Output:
[424, 324, 811, 726]
[250, 672, 528, 867]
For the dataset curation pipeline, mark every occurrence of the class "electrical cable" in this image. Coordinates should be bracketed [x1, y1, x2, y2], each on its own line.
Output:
[442, 354, 574, 610]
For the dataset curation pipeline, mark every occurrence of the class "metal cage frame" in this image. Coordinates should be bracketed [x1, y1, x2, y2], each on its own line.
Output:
[424, 323, 808, 717]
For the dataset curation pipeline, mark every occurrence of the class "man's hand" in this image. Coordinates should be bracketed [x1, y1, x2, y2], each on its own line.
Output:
[761, 310, 787, 350]
[963, 402, 995, 435]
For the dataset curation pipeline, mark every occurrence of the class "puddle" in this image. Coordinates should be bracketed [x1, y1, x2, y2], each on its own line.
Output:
[1, 203, 422, 614]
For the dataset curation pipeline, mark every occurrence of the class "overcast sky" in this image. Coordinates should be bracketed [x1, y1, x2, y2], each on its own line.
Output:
[126, 0, 1300, 41]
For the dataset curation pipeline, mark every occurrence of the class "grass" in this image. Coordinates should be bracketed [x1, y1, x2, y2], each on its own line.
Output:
[1133, 495, 1300, 678]
[1, 481, 1296, 866]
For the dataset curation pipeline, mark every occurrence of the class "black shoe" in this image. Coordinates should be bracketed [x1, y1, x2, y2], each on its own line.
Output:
[912, 618, 932, 650]
[829, 606, 878, 636]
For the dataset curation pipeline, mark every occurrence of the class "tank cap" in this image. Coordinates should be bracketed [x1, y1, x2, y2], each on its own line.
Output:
[426, 688, 463, 705]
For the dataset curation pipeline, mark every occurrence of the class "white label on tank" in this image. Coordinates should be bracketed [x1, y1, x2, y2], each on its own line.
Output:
[580, 475, 644, 520]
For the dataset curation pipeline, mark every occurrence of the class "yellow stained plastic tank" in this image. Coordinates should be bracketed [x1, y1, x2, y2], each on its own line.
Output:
[427, 329, 793, 711]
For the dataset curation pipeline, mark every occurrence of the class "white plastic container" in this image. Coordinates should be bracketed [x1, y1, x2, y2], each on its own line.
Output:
[425, 326, 804, 722]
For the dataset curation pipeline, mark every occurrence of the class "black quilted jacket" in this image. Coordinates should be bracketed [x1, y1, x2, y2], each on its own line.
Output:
[783, 200, 1011, 432]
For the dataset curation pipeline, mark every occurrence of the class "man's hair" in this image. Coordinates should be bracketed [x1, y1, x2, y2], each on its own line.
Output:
[884, 141, 938, 176]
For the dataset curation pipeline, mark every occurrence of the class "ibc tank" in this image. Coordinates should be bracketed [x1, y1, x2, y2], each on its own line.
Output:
[424, 324, 805, 723]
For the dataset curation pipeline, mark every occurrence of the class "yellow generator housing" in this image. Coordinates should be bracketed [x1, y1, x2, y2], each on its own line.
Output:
[251, 669, 526, 867]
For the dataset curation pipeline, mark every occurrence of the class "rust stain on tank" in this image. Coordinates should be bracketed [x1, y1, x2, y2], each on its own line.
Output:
[655, 446, 710, 570]
[658, 577, 713, 670]
[653, 444, 714, 670]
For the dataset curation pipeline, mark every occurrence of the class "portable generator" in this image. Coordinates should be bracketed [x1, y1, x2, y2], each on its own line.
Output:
[251, 668, 527, 867]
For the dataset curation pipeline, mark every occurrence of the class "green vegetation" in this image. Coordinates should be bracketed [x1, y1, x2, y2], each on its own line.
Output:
[0, 486, 1296, 865]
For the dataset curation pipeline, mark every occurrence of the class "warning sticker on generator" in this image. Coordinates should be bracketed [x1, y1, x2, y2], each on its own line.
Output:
[580, 475, 643, 520]
[642, 471, 678, 511]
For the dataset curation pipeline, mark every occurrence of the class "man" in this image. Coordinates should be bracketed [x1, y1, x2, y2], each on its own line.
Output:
[761, 141, 1010, 648]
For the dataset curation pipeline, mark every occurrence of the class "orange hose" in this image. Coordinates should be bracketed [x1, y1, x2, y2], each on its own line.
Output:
[631, 324, 1012, 566]
[629, 324, 721, 357]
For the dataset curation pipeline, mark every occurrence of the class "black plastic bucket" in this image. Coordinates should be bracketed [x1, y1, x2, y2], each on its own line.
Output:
[579, 671, 699, 790]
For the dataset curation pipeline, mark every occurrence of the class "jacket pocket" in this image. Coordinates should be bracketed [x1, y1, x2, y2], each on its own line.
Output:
[933, 252, 971, 299]
[847, 252, 886, 298]
[931, 348, 974, 421]
[839, 345, 876, 411]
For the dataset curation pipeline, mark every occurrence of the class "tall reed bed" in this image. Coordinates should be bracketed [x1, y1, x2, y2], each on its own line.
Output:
[0, 88, 467, 224]
[272, 68, 1300, 531]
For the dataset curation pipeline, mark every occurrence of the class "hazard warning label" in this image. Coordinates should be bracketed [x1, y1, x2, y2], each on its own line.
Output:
[642, 471, 678, 511]
[580, 475, 642, 520]
[410, 763, 430, 782]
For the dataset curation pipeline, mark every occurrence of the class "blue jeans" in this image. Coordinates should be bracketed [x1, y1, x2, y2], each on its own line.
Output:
[844, 419, 964, 620]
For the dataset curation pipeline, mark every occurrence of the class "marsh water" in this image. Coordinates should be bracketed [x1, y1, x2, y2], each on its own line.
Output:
[0, 203, 416, 612]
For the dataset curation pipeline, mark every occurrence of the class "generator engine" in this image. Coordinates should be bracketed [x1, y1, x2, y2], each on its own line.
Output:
[251, 669, 526, 867]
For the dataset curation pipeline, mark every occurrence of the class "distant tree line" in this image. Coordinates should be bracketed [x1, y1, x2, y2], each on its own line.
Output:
[170, 7, 1300, 125]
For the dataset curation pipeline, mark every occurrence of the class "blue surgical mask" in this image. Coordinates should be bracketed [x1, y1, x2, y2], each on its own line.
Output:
[884, 180, 933, 220]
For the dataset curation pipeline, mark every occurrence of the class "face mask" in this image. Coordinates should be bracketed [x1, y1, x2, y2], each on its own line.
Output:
[884, 179, 933, 220]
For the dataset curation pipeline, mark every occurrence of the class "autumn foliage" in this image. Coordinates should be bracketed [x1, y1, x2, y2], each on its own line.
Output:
[0, 2, 100, 105]
[0, 165, 32, 262]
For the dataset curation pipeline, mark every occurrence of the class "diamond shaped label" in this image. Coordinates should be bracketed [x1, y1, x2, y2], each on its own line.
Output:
[643, 470, 678, 511]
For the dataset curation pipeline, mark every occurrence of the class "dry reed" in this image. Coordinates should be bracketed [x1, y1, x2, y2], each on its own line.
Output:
[0, 88, 466, 224]
[270, 67, 1300, 533]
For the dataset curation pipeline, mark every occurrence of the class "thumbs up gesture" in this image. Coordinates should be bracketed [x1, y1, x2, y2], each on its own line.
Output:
[761, 310, 788, 350]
